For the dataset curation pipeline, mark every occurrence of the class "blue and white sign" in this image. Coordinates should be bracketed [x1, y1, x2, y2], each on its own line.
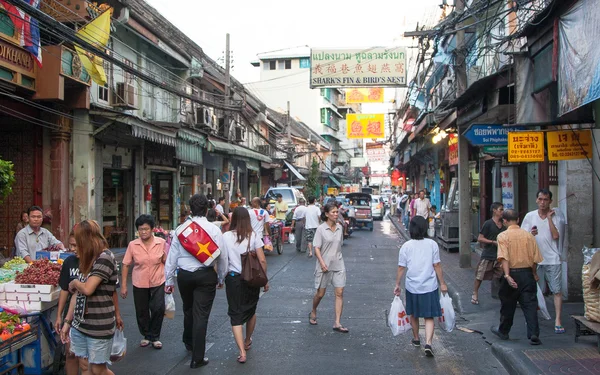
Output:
[463, 124, 525, 146]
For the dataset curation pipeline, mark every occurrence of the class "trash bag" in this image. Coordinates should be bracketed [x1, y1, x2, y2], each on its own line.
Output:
[165, 293, 176, 319]
[388, 296, 412, 336]
[110, 329, 127, 363]
[536, 284, 551, 320]
[289, 233, 295, 244]
[438, 293, 456, 332]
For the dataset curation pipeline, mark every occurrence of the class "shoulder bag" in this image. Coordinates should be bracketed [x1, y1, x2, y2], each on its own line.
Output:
[241, 235, 268, 288]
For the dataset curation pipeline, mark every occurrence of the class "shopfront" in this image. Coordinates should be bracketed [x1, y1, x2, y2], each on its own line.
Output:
[146, 143, 177, 230]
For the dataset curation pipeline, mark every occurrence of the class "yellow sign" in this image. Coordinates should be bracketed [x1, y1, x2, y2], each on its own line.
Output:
[346, 114, 385, 139]
[346, 88, 384, 103]
[508, 132, 545, 162]
[546, 130, 592, 161]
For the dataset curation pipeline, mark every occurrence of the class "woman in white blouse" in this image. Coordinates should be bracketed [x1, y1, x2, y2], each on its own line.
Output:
[223, 207, 269, 364]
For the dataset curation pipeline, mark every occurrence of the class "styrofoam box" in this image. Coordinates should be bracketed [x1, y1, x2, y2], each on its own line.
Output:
[0, 292, 5, 301]
[6, 289, 60, 302]
[7, 299, 58, 312]
[4, 283, 57, 294]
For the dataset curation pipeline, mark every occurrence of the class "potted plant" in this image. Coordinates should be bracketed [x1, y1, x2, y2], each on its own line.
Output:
[0, 159, 15, 204]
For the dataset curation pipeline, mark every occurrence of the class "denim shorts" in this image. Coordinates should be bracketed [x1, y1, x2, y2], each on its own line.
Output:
[70, 327, 113, 365]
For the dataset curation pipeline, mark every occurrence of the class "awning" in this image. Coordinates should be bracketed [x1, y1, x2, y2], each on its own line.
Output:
[90, 111, 177, 147]
[284, 160, 306, 181]
[246, 159, 260, 171]
[176, 129, 206, 165]
[329, 175, 341, 187]
[207, 139, 272, 163]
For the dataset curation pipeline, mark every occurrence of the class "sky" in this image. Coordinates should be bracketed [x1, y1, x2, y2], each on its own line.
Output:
[145, 0, 444, 84]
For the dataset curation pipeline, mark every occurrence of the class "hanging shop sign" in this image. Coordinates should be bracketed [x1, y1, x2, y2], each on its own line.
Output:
[507, 132, 545, 162]
[345, 88, 384, 103]
[501, 167, 515, 210]
[310, 48, 407, 88]
[448, 134, 458, 166]
[463, 124, 525, 147]
[365, 142, 387, 162]
[347, 113, 385, 139]
[483, 145, 508, 154]
[546, 129, 593, 161]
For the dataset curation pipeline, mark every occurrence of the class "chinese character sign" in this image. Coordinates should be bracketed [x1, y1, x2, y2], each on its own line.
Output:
[448, 134, 458, 166]
[508, 132, 544, 162]
[501, 167, 515, 210]
[546, 130, 592, 161]
[347, 114, 385, 139]
[346, 88, 384, 103]
[310, 48, 407, 88]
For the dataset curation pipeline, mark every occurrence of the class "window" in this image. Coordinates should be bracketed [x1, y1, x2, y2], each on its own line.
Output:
[98, 59, 110, 103]
[124, 59, 134, 84]
[278, 60, 285, 70]
[299, 58, 310, 69]
[269, 60, 276, 70]
[284, 59, 291, 69]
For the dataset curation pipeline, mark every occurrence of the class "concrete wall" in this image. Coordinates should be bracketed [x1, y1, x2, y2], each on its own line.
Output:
[71, 110, 97, 224]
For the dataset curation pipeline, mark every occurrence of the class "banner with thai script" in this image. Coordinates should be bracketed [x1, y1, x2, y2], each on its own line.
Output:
[346, 114, 385, 139]
[366, 142, 387, 162]
[508, 132, 544, 162]
[346, 88, 384, 103]
[501, 167, 515, 210]
[310, 48, 407, 88]
[546, 129, 593, 161]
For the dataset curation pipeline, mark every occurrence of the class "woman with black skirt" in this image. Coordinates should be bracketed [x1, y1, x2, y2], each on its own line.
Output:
[223, 207, 269, 364]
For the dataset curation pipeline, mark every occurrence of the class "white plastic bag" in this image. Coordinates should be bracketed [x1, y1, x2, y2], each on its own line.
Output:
[536, 284, 551, 320]
[388, 296, 412, 336]
[165, 293, 176, 319]
[110, 329, 127, 363]
[289, 233, 295, 244]
[438, 293, 456, 332]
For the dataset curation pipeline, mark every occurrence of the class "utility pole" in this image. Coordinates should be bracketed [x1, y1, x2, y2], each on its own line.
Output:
[456, 0, 471, 268]
[287, 101, 293, 187]
[224, 33, 231, 140]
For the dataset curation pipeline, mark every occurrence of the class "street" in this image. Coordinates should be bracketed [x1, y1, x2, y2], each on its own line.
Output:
[111, 217, 507, 375]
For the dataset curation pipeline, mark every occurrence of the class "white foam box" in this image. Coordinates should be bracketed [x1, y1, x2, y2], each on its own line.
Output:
[8, 299, 57, 312]
[4, 283, 57, 294]
[6, 289, 60, 302]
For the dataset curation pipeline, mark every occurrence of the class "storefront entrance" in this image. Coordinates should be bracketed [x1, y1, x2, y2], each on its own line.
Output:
[102, 169, 133, 248]
[151, 172, 174, 230]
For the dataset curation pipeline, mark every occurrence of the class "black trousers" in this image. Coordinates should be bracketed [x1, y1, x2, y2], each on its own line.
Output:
[133, 283, 166, 341]
[498, 268, 539, 338]
[295, 219, 305, 253]
[177, 268, 217, 362]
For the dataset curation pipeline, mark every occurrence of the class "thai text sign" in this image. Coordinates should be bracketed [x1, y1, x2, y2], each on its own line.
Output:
[501, 167, 515, 210]
[346, 114, 385, 139]
[366, 143, 386, 162]
[310, 48, 407, 88]
[346, 88, 384, 103]
[448, 134, 458, 166]
[508, 132, 544, 162]
[463, 124, 525, 146]
[546, 130, 592, 161]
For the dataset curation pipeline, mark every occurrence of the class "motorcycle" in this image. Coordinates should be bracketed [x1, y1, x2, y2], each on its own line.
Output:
[340, 209, 353, 239]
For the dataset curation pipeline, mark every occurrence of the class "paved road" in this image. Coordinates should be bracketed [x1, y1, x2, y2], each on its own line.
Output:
[111, 218, 507, 375]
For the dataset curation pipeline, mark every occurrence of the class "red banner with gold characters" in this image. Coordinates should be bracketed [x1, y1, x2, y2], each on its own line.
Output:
[346, 114, 385, 139]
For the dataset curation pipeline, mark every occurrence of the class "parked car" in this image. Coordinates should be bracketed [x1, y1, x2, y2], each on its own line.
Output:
[346, 193, 373, 231]
[265, 187, 305, 212]
[371, 195, 385, 220]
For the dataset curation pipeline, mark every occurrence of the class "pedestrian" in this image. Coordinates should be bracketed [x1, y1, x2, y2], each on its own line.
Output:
[216, 197, 225, 215]
[240, 197, 248, 209]
[274, 194, 288, 221]
[520, 188, 566, 334]
[249, 197, 273, 251]
[309, 202, 349, 333]
[121, 214, 167, 349]
[393, 216, 448, 357]
[400, 192, 410, 227]
[414, 190, 432, 219]
[61, 220, 121, 375]
[223, 207, 269, 364]
[304, 196, 322, 258]
[409, 193, 417, 219]
[206, 208, 230, 230]
[472, 202, 506, 305]
[390, 192, 397, 217]
[15, 205, 64, 262]
[291, 198, 307, 253]
[164, 194, 226, 369]
[491, 209, 543, 345]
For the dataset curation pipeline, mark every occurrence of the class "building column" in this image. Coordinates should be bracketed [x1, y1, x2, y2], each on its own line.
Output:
[72, 110, 96, 224]
[50, 116, 71, 244]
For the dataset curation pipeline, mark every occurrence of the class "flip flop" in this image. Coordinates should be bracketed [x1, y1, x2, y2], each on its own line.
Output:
[309, 312, 318, 325]
[244, 338, 252, 350]
[237, 355, 246, 364]
[332, 326, 349, 333]
[140, 339, 151, 347]
[152, 341, 162, 349]
[471, 295, 479, 305]
[555, 326, 565, 334]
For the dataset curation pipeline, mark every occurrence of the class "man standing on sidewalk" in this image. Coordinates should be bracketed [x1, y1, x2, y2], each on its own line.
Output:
[521, 189, 566, 334]
[390, 192, 397, 217]
[304, 196, 321, 258]
[414, 190, 432, 219]
[491, 209, 543, 345]
[471, 202, 506, 305]
[291, 198, 307, 253]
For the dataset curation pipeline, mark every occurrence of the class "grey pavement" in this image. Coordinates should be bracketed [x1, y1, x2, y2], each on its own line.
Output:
[110, 216, 508, 375]
[389, 214, 598, 375]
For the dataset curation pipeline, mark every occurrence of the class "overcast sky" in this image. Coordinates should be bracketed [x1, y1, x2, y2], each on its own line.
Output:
[145, 0, 444, 84]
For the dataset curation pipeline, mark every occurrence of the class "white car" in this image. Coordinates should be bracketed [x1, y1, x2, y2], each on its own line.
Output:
[371, 195, 385, 220]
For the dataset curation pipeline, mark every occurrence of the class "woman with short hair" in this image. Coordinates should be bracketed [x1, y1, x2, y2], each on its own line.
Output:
[121, 214, 167, 349]
[223, 207, 269, 364]
[394, 216, 448, 357]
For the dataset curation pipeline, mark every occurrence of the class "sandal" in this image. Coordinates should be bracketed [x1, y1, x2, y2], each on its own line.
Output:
[152, 341, 163, 349]
[555, 326, 565, 334]
[244, 338, 252, 350]
[332, 326, 349, 333]
[140, 339, 151, 347]
[309, 312, 318, 325]
[471, 295, 479, 305]
[237, 355, 246, 364]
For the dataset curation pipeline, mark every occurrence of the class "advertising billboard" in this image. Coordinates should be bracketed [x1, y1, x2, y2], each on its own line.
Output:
[346, 113, 385, 139]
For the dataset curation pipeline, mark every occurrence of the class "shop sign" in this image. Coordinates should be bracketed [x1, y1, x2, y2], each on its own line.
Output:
[346, 88, 384, 103]
[463, 124, 525, 147]
[0, 39, 34, 71]
[346, 113, 385, 139]
[546, 129, 593, 161]
[366, 142, 386, 162]
[448, 134, 458, 166]
[483, 145, 508, 154]
[501, 167, 515, 210]
[310, 48, 407, 88]
[507, 132, 545, 162]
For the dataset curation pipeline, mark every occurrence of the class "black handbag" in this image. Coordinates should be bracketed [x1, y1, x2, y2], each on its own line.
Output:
[241, 237, 268, 288]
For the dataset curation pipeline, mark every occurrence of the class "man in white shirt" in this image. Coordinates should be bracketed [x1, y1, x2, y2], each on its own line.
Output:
[215, 197, 225, 215]
[248, 197, 272, 251]
[304, 196, 322, 258]
[291, 198, 307, 253]
[521, 188, 566, 334]
[414, 190, 432, 219]
[390, 192, 397, 217]
[164, 194, 226, 368]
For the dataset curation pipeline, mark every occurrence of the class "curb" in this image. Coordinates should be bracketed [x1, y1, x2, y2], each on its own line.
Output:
[388, 216, 464, 314]
[491, 342, 541, 375]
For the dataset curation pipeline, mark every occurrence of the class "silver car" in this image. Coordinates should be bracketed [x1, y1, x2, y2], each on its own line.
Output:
[371, 195, 385, 220]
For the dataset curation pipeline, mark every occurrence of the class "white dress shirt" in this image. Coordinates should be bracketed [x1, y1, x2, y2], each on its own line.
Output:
[305, 205, 321, 229]
[222, 231, 264, 274]
[293, 205, 307, 220]
[164, 216, 226, 286]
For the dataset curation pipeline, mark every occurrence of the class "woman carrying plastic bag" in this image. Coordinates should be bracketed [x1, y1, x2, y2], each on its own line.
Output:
[165, 293, 176, 319]
[388, 296, 412, 336]
[111, 329, 127, 363]
[438, 293, 456, 332]
[393, 217, 448, 357]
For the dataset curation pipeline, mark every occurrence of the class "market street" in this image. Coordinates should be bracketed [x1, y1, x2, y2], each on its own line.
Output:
[111, 218, 507, 375]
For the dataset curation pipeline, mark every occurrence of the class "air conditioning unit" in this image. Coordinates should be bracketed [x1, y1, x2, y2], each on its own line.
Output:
[113, 82, 137, 109]
[233, 126, 246, 143]
[257, 144, 271, 156]
[195, 106, 214, 130]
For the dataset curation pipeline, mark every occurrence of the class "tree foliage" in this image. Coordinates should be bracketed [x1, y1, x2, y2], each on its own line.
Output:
[0, 158, 15, 204]
[305, 158, 321, 199]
